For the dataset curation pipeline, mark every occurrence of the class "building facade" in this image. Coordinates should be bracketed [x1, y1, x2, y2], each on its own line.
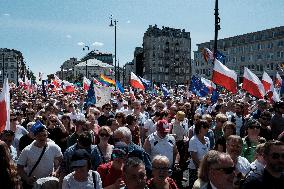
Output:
[193, 26, 284, 82]
[133, 47, 144, 77]
[59, 57, 79, 82]
[82, 50, 113, 65]
[124, 61, 134, 86]
[143, 25, 191, 87]
[74, 58, 114, 81]
[0, 48, 26, 85]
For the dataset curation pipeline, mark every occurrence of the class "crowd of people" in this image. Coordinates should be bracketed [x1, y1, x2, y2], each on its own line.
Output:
[0, 84, 283, 189]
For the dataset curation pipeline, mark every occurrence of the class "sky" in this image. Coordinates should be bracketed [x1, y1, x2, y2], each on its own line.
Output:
[1, 0, 284, 77]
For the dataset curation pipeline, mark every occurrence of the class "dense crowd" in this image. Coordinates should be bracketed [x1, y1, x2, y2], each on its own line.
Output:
[0, 85, 283, 189]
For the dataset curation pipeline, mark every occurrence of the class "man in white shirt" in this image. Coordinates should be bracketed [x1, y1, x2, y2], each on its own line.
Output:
[17, 122, 63, 187]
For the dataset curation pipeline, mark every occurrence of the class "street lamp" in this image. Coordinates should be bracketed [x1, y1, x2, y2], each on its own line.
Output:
[16, 55, 20, 86]
[83, 45, 90, 78]
[214, 0, 221, 60]
[109, 15, 118, 87]
[2, 53, 4, 85]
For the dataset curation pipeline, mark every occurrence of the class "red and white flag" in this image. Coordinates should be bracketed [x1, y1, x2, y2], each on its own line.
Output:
[83, 77, 90, 91]
[130, 72, 145, 90]
[242, 67, 265, 99]
[0, 79, 10, 132]
[275, 72, 282, 88]
[63, 80, 75, 93]
[52, 74, 61, 88]
[262, 71, 274, 92]
[212, 59, 237, 93]
[93, 78, 102, 86]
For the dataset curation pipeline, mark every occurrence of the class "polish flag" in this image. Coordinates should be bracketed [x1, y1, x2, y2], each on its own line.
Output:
[212, 59, 237, 93]
[52, 75, 61, 88]
[0, 79, 10, 132]
[18, 78, 24, 86]
[262, 71, 274, 92]
[130, 72, 145, 90]
[275, 72, 282, 88]
[242, 67, 265, 99]
[63, 80, 75, 93]
[83, 77, 90, 91]
[93, 78, 102, 86]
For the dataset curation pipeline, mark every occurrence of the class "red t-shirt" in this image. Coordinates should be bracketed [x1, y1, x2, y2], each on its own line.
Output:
[97, 161, 123, 187]
[147, 177, 179, 189]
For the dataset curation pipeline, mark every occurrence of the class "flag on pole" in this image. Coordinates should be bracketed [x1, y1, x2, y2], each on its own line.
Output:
[202, 48, 214, 63]
[99, 74, 116, 86]
[212, 59, 238, 93]
[83, 77, 91, 91]
[138, 76, 151, 90]
[275, 72, 282, 88]
[85, 80, 96, 107]
[130, 72, 145, 90]
[242, 67, 265, 99]
[116, 80, 124, 94]
[262, 71, 274, 92]
[0, 79, 10, 132]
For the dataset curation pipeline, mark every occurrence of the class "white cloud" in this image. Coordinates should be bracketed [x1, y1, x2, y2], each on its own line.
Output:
[126, 20, 131, 24]
[66, 34, 72, 38]
[3, 13, 10, 16]
[92, 41, 104, 47]
[77, 42, 85, 46]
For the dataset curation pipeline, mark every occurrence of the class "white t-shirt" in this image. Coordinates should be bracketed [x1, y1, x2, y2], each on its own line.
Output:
[236, 156, 251, 175]
[188, 135, 210, 169]
[17, 141, 62, 178]
[144, 119, 156, 137]
[62, 170, 102, 189]
[171, 119, 189, 141]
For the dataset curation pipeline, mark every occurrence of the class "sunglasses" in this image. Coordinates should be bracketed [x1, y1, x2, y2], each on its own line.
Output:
[248, 126, 260, 129]
[213, 166, 235, 174]
[100, 133, 110, 138]
[271, 153, 284, 160]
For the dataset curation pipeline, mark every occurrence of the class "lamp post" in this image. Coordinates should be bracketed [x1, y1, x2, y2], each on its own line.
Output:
[2, 53, 4, 85]
[83, 45, 90, 78]
[16, 55, 19, 86]
[109, 15, 118, 88]
[214, 0, 221, 60]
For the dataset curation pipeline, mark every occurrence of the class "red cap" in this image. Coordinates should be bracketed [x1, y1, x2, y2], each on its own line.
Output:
[156, 119, 170, 133]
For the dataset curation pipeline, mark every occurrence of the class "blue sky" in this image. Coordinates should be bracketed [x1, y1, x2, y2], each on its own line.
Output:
[1, 0, 284, 76]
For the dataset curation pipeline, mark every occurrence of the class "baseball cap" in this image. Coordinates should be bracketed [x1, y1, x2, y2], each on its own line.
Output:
[30, 121, 47, 135]
[156, 119, 170, 133]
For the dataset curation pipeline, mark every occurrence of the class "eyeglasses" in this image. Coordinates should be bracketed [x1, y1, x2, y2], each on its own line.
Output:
[213, 166, 235, 174]
[100, 133, 110, 138]
[271, 153, 284, 160]
[248, 126, 260, 129]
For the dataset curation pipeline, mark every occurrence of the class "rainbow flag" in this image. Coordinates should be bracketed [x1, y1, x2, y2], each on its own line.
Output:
[99, 74, 116, 86]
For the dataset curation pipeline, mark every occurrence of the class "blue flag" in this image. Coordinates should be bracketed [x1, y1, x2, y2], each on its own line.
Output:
[116, 80, 124, 94]
[211, 90, 220, 103]
[139, 76, 151, 90]
[216, 50, 226, 63]
[85, 80, 96, 107]
[30, 120, 45, 134]
[161, 84, 169, 96]
[190, 76, 209, 97]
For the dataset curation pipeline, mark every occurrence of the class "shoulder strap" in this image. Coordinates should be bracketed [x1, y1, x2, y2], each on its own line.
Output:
[28, 145, 47, 177]
[92, 171, 97, 189]
[97, 145, 106, 163]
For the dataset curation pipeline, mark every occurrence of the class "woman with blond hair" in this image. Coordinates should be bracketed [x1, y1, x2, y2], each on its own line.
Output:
[97, 126, 114, 164]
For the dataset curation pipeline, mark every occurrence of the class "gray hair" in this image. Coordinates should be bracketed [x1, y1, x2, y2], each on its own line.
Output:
[114, 126, 132, 142]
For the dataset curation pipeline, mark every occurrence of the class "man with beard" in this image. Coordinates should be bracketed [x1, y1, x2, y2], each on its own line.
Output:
[241, 140, 284, 189]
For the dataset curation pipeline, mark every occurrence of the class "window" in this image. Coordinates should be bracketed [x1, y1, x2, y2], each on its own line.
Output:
[267, 43, 273, 49]
[271, 63, 274, 70]
[241, 56, 245, 62]
[260, 65, 263, 72]
[257, 44, 262, 50]
[278, 41, 284, 47]
[252, 65, 255, 70]
[257, 54, 262, 60]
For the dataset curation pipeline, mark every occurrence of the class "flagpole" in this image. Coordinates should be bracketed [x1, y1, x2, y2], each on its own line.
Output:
[2, 53, 4, 86]
[214, 0, 221, 60]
